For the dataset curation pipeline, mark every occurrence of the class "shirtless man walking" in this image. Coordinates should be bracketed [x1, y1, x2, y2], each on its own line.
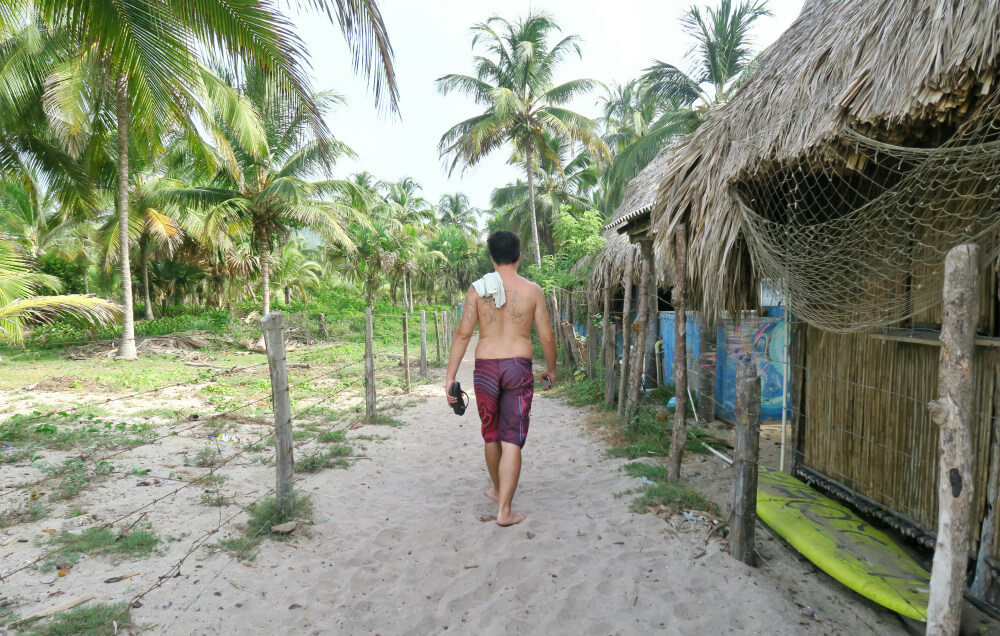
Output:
[445, 231, 558, 527]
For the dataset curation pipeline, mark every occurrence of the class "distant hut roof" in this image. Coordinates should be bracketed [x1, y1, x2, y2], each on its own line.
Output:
[645, 0, 1000, 317]
[588, 147, 677, 291]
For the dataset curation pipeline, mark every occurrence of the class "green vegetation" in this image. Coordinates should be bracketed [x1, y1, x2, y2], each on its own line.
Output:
[217, 492, 312, 560]
[23, 602, 131, 636]
[47, 527, 161, 565]
[297, 446, 352, 473]
[317, 430, 348, 443]
[624, 463, 715, 513]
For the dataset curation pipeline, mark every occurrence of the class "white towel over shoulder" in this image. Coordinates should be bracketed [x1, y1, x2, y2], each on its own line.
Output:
[471, 271, 506, 309]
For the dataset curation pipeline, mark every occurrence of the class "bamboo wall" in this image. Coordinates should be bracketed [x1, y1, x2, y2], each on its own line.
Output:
[798, 325, 999, 556]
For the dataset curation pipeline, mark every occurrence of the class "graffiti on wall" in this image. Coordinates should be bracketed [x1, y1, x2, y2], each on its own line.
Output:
[717, 317, 787, 421]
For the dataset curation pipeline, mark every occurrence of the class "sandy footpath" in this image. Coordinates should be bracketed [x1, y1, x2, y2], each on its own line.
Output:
[123, 338, 906, 636]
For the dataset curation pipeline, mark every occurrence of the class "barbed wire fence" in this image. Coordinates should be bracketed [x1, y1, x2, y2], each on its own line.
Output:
[0, 300, 463, 630]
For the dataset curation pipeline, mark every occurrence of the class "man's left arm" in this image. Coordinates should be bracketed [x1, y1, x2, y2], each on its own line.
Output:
[446, 286, 478, 403]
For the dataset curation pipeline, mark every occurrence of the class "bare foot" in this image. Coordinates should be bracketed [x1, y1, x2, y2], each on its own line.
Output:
[495, 511, 526, 527]
[484, 486, 498, 502]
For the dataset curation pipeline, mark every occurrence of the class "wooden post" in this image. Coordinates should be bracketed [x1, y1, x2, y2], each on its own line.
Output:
[561, 321, 581, 366]
[434, 311, 442, 365]
[617, 250, 635, 417]
[442, 310, 450, 352]
[641, 240, 659, 389]
[364, 307, 376, 425]
[402, 313, 411, 393]
[971, 349, 1000, 602]
[628, 257, 651, 413]
[604, 324, 617, 407]
[697, 315, 717, 422]
[730, 361, 761, 566]
[419, 310, 428, 377]
[317, 313, 327, 339]
[261, 311, 294, 516]
[666, 223, 688, 481]
[927, 243, 979, 636]
[586, 284, 598, 381]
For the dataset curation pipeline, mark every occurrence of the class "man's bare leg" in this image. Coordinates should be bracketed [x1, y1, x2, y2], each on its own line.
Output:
[496, 441, 525, 526]
[484, 442, 501, 501]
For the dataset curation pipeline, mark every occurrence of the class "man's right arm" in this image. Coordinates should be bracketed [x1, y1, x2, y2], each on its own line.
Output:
[533, 287, 558, 388]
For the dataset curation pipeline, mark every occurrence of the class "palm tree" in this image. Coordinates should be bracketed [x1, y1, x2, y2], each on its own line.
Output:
[437, 12, 608, 267]
[330, 217, 399, 307]
[12, 0, 398, 359]
[159, 75, 364, 317]
[490, 136, 597, 254]
[0, 236, 119, 359]
[273, 238, 323, 305]
[598, 80, 699, 215]
[437, 193, 480, 237]
[640, 0, 771, 111]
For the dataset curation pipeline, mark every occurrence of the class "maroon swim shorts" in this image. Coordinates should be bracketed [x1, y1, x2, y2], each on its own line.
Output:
[473, 357, 534, 448]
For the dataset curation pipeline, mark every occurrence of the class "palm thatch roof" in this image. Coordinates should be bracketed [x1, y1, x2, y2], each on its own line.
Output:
[590, 147, 677, 291]
[645, 0, 1000, 316]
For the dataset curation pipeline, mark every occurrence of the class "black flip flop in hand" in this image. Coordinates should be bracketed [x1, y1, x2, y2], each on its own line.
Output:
[448, 381, 469, 416]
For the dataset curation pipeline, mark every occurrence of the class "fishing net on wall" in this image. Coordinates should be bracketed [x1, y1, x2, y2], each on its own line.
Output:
[735, 89, 1000, 333]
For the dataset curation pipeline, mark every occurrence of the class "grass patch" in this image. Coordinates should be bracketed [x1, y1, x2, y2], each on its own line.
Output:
[351, 433, 388, 442]
[216, 492, 311, 560]
[47, 526, 161, 565]
[0, 503, 50, 528]
[622, 461, 715, 514]
[192, 446, 219, 467]
[296, 446, 351, 472]
[23, 601, 130, 636]
[372, 415, 406, 428]
[316, 430, 347, 443]
[39, 458, 116, 502]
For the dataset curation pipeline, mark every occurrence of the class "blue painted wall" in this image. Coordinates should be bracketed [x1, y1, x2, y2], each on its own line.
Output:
[658, 311, 787, 422]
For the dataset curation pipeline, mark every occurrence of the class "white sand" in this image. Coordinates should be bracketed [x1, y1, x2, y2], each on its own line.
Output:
[1, 338, 917, 634]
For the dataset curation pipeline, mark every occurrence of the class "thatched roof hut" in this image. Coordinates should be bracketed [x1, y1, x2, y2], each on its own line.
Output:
[591, 147, 677, 290]
[620, 0, 1000, 596]
[646, 0, 1000, 319]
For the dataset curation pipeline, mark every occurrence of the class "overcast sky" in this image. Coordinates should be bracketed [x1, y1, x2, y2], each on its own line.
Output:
[292, 0, 805, 212]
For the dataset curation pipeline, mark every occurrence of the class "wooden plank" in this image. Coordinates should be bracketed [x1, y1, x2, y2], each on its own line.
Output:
[870, 328, 1000, 348]
[261, 311, 293, 517]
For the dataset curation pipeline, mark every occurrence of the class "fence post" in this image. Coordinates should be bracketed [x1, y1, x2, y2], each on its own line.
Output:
[730, 362, 761, 566]
[617, 250, 635, 417]
[628, 257, 651, 413]
[666, 223, 688, 481]
[419, 310, 428, 377]
[604, 324, 617, 407]
[603, 266, 616, 407]
[364, 307, 376, 425]
[261, 311, 294, 517]
[586, 284, 598, 381]
[317, 313, 327, 339]
[442, 310, 449, 352]
[927, 243, 979, 636]
[434, 311, 442, 365]
[402, 312, 411, 394]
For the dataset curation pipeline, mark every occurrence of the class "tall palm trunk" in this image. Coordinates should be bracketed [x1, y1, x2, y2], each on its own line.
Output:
[139, 235, 154, 321]
[524, 137, 542, 268]
[406, 273, 414, 311]
[115, 76, 137, 360]
[258, 224, 270, 316]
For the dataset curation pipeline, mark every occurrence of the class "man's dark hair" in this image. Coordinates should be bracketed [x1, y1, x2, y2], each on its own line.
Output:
[487, 231, 521, 265]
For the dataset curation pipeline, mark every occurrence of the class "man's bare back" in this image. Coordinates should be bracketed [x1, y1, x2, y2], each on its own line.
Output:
[462, 272, 545, 361]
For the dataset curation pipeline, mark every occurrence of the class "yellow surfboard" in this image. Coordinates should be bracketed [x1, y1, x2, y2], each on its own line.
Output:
[756, 468, 929, 621]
